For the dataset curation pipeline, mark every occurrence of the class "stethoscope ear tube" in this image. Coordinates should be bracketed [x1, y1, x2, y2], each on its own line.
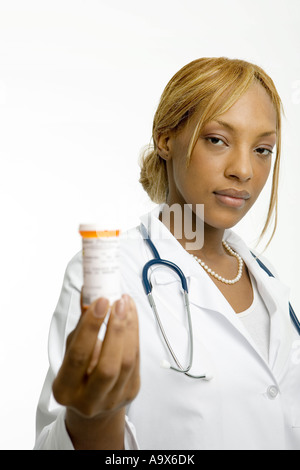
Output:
[147, 291, 192, 374]
[141, 223, 212, 381]
[146, 287, 212, 380]
[142, 259, 189, 295]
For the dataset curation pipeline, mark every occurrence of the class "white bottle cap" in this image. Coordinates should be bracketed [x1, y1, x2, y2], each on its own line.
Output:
[79, 224, 120, 233]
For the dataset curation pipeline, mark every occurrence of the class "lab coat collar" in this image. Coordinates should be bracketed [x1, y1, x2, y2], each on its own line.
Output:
[139, 205, 293, 377]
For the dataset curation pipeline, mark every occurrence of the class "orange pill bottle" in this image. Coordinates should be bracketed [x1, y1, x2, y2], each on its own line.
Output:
[79, 225, 121, 309]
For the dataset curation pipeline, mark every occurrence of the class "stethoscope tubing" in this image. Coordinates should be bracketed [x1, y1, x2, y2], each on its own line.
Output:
[140, 224, 209, 380]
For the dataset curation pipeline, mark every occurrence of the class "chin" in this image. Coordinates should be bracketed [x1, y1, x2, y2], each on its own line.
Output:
[204, 211, 247, 230]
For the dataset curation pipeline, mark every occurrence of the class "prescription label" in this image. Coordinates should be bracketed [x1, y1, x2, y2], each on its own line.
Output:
[82, 237, 121, 307]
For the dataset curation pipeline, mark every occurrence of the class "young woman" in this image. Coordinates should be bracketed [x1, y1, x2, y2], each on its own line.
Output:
[35, 58, 300, 450]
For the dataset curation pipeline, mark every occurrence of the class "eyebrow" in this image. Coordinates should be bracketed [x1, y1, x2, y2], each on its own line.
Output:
[214, 119, 277, 138]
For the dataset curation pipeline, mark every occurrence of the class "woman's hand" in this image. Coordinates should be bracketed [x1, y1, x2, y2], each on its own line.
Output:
[52, 294, 140, 449]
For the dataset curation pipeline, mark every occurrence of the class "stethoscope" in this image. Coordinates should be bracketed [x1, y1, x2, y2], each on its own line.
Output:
[140, 222, 300, 381]
[140, 223, 212, 380]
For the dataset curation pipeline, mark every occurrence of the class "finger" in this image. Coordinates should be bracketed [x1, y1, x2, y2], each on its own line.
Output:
[87, 295, 139, 398]
[86, 305, 112, 375]
[118, 350, 140, 406]
[86, 296, 130, 397]
[116, 295, 139, 374]
[66, 291, 101, 351]
[85, 295, 137, 376]
[80, 288, 88, 314]
[80, 289, 84, 313]
[111, 296, 140, 395]
[86, 338, 101, 375]
[94, 295, 140, 409]
[54, 297, 110, 395]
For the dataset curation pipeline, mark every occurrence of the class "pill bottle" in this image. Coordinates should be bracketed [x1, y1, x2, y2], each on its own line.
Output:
[79, 225, 121, 309]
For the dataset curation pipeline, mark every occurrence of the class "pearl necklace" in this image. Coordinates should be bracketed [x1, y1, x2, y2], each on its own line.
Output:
[191, 241, 243, 285]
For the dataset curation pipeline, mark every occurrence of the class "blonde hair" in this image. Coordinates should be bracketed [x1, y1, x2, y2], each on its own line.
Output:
[139, 57, 283, 247]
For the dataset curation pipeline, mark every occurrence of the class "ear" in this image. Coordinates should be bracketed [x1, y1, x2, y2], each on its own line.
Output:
[157, 133, 172, 161]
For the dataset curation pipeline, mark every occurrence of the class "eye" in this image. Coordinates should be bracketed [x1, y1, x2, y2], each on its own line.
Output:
[206, 137, 226, 146]
[255, 147, 273, 157]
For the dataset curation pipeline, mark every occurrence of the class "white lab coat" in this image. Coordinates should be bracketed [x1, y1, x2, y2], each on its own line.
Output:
[34, 205, 300, 450]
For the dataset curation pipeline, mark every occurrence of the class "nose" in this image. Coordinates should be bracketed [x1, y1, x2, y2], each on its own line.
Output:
[224, 147, 253, 182]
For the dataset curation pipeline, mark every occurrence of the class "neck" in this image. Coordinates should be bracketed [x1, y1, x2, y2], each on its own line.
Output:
[197, 223, 226, 258]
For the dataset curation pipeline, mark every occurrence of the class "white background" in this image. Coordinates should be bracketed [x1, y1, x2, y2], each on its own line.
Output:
[0, 0, 299, 449]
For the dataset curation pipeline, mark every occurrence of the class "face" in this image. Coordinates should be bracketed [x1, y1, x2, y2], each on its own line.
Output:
[160, 83, 277, 230]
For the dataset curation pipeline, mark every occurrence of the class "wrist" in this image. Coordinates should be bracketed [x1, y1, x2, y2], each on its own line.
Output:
[65, 406, 126, 450]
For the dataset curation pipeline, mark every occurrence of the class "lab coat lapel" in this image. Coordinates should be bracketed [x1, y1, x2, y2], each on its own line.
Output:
[226, 231, 294, 377]
[188, 273, 234, 316]
[187, 272, 260, 353]
[254, 272, 293, 377]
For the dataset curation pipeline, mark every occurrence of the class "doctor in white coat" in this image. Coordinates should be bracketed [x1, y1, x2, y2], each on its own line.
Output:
[35, 57, 300, 450]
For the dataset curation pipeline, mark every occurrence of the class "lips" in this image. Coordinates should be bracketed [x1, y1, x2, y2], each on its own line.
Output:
[214, 189, 251, 199]
[213, 189, 251, 208]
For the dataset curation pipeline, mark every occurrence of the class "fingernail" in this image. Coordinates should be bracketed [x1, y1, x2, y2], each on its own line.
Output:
[122, 293, 130, 306]
[115, 298, 125, 318]
[94, 298, 109, 318]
